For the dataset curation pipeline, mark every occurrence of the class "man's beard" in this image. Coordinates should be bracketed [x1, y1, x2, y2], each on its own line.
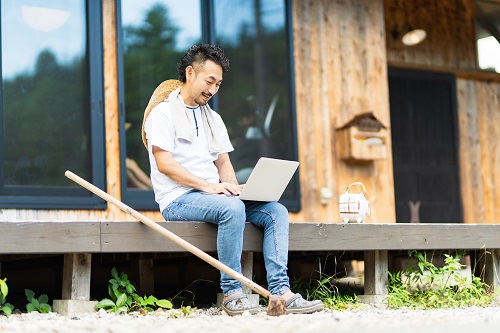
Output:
[195, 92, 212, 105]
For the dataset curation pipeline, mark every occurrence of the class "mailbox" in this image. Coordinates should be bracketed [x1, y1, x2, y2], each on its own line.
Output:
[336, 111, 388, 162]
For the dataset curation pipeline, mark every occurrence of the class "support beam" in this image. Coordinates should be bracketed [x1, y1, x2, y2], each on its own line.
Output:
[241, 252, 254, 294]
[216, 251, 259, 307]
[61, 253, 92, 300]
[134, 258, 155, 296]
[53, 253, 96, 317]
[477, 249, 500, 293]
[360, 250, 388, 304]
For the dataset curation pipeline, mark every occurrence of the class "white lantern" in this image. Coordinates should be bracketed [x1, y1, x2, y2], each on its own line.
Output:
[339, 182, 370, 223]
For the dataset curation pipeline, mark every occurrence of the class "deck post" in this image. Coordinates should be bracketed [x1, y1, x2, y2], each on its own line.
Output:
[482, 249, 500, 294]
[360, 250, 388, 304]
[134, 258, 155, 295]
[53, 253, 97, 316]
[216, 251, 259, 306]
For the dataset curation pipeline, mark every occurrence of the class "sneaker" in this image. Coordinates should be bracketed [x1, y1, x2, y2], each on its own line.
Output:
[285, 293, 324, 314]
[221, 293, 260, 316]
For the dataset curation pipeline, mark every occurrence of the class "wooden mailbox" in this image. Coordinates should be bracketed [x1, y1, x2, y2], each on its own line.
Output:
[336, 112, 388, 162]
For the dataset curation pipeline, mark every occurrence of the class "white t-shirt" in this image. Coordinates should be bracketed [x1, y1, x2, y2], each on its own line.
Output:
[145, 101, 233, 212]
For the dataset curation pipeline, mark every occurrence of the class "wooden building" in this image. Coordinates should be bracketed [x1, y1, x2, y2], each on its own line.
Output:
[0, 0, 499, 224]
[0, 0, 499, 310]
[1, 0, 500, 223]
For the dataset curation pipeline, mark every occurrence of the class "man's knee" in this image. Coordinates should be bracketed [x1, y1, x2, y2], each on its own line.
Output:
[220, 197, 246, 221]
[269, 202, 289, 221]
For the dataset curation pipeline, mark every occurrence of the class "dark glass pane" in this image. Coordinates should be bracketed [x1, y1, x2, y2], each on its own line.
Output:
[214, 0, 296, 195]
[1, 0, 90, 189]
[121, 0, 202, 190]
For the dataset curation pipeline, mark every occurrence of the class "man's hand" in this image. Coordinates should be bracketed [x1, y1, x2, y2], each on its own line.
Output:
[202, 182, 244, 196]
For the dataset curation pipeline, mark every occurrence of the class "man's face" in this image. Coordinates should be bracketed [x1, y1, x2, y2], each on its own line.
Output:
[184, 59, 223, 106]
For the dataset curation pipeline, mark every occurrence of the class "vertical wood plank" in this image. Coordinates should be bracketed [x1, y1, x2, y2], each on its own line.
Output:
[291, 0, 395, 223]
[457, 79, 500, 224]
[62, 253, 92, 301]
[102, 0, 122, 218]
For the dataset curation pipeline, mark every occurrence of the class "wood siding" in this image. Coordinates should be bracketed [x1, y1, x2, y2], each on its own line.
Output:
[384, 0, 500, 224]
[384, 0, 477, 70]
[290, 0, 395, 223]
[457, 79, 500, 224]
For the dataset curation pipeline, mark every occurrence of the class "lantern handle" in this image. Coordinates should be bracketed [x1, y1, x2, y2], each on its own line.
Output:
[345, 182, 367, 195]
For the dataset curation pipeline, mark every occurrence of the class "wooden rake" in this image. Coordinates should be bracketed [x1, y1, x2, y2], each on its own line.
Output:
[65, 170, 286, 316]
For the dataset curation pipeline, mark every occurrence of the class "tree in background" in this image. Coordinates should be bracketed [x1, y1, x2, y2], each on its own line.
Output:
[123, 4, 185, 173]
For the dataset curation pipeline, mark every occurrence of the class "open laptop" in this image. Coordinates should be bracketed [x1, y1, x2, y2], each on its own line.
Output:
[237, 157, 299, 202]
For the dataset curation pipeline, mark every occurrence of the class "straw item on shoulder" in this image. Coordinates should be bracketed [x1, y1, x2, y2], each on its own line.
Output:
[64, 170, 286, 316]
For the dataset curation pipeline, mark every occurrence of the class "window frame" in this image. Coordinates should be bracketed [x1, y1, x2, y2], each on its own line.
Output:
[118, 0, 301, 212]
[0, 0, 107, 209]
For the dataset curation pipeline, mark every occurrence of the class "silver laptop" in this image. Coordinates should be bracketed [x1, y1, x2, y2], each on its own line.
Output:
[237, 157, 299, 202]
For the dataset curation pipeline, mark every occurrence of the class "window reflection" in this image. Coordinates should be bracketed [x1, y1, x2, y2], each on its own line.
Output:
[121, 0, 202, 190]
[1, 0, 90, 188]
[214, 0, 295, 190]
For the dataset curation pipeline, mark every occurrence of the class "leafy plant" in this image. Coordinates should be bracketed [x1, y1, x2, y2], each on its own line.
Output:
[386, 250, 496, 309]
[0, 278, 15, 317]
[291, 256, 362, 311]
[25, 289, 52, 313]
[96, 267, 173, 314]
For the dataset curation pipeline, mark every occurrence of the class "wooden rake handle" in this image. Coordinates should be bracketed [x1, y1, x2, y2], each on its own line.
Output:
[65, 170, 270, 299]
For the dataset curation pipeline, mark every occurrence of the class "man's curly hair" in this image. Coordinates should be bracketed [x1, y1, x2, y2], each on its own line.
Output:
[176, 44, 230, 83]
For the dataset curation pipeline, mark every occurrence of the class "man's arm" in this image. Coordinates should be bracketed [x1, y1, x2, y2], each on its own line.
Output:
[214, 153, 239, 185]
[153, 146, 242, 196]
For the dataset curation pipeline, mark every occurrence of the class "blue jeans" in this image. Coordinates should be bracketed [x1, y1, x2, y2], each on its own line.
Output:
[162, 190, 291, 296]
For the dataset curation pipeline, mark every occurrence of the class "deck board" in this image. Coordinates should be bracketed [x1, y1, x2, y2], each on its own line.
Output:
[0, 221, 100, 253]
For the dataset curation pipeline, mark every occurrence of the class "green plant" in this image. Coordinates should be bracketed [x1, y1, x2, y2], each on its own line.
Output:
[291, 256, 362, 311]
[25, 289, 52, 313]
[96, 267, 173, 314]
[386, 250, 496, 309]
[0, 278, 15, 317]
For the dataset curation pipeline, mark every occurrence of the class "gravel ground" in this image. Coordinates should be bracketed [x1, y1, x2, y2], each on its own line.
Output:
[1, 302, 500, 333]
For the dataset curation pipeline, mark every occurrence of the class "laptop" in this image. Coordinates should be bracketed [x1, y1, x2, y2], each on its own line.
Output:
[237, 157, 299, 202]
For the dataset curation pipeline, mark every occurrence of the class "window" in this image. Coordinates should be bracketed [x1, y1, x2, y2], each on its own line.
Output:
[475, 0, 500, 73]
[213, 0, 300, 210]
[118, 0, 203, 208]
[118, 0, 300, 211]
[0, 0, 105, 208]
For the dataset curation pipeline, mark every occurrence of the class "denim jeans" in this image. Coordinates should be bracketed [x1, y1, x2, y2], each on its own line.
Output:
[162, 190, 291, 296]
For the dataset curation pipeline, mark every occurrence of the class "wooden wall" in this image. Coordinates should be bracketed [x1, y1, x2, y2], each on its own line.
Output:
[384, 0, 477, 69]
[290, 0, 396, 223]
[457, 79, 500, 224]
[384, 0, 500, 224]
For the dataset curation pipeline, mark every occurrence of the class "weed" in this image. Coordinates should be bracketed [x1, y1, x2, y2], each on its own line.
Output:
[386, 250, 496, 309]
[291, 255, 362, 311]
[96, 267, 174, 314]
[0, 278, 14, 317]
[25, 289, 51, 313]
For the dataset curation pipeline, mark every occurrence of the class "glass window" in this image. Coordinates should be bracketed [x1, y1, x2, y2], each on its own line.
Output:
[0, 0, 105, 208]
[214, 0, 299, 209]
[475, 0, 500, 73]
[119, 0, 202, 207]
[119, 0, 299, 211]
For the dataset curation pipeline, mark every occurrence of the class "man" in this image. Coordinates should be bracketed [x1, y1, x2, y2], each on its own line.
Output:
[144, 44, 323, 315]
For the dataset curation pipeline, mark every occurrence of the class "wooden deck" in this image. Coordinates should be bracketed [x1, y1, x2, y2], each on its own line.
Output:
[3, 221, 499, 252]
[1, 221, 499, 311]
